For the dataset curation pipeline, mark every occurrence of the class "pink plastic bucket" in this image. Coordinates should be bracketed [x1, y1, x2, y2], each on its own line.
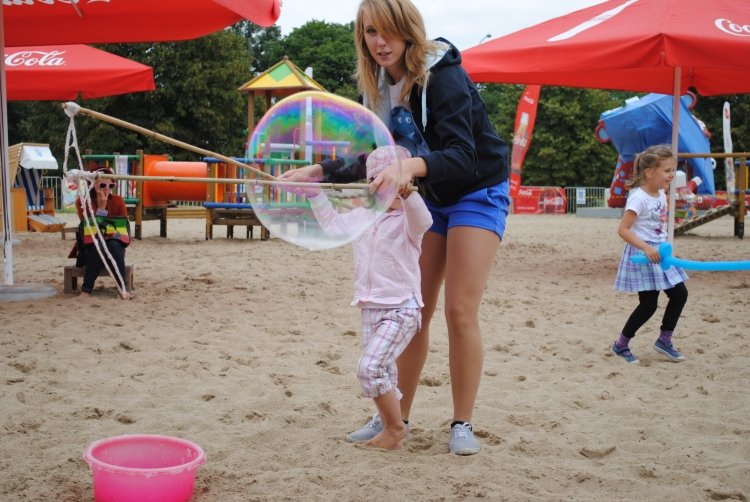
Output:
[83, 434, 205, 502]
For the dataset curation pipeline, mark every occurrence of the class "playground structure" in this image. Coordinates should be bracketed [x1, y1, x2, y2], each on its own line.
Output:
[596, 93, 748, 238]
[596, 92, 715, 210]
[673, 152, 748, 239]
[56, 58, 331, 242]
[237, 57, 326, 147]
[78, 151, 274, 240]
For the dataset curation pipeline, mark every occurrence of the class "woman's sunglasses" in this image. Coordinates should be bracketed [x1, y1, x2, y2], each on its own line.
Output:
[98, 183, 116, 190]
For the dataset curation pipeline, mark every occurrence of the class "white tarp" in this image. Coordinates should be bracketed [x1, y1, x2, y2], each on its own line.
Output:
[19, 145, 58, 171]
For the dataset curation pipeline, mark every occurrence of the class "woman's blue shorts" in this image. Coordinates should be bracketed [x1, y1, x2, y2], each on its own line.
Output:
[425, 179, 510, 239]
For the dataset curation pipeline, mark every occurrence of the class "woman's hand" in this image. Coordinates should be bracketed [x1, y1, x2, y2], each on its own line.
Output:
[278, 164, 324, 183]
[278, 164, 324, 197]
[96, 191, 108, 207]
[370, 156, 426, 196]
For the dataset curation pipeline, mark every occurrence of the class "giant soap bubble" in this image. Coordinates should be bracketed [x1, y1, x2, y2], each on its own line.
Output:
[244, 91, 400, 250]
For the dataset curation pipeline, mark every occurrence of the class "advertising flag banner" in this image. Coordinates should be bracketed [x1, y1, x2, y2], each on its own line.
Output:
[510, 85, 541, 197]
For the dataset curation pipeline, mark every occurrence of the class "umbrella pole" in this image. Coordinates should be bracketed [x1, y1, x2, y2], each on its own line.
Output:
[667, 66, 682, 243]
[0, 10, 56, 301]
[1, 9, 14, 285]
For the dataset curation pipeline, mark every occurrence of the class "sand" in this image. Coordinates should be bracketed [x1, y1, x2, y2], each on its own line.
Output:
[1, 212, 748, 501]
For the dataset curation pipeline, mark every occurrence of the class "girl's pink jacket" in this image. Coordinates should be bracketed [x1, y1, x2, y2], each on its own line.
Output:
[310, 192, 433, 306]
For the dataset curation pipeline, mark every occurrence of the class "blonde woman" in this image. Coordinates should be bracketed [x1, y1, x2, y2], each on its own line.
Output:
[281, 0, 509, 455]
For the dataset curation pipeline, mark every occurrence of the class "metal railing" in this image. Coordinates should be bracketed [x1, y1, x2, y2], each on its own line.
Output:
[564, 186, 608, 214]
[41, 175, 63, 211]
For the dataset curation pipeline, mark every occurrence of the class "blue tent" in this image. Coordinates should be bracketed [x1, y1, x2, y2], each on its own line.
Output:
[599, 94, 714, 195]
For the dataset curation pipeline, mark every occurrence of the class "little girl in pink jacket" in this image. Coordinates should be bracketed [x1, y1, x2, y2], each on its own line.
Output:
[309, 145, 432, 450]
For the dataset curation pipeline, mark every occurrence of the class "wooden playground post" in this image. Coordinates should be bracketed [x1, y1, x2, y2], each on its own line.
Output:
[737, 155, 747, 239]
[205, 162, 217, 240]
[134, 150, 144, 240]
[677, 152, 749, 239]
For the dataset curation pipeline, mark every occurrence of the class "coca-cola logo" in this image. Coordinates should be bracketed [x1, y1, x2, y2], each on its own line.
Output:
[518, 189, 533, 197]
[715, 18, 750, 37]
[5, 50, 66, 67]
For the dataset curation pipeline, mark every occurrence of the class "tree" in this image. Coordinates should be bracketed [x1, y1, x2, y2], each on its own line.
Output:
[9, 29, 252, 163]
[278, 21, 358, 99]
[480, 85, 628, 187]
[238, 23, 284, 75]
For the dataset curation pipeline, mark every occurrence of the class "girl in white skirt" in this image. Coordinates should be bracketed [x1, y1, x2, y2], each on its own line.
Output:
[612, 145, 688, 364]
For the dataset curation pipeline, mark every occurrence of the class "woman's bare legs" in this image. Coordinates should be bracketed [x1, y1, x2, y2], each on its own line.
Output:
[444, 226, 499, 422]
[396, 231, 446, 421]
[390, 226, 499, 423]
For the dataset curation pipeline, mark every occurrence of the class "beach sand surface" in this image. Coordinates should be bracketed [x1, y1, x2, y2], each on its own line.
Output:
[1, 213, 748, 501]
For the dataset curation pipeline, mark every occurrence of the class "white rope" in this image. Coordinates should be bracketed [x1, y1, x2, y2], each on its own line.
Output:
[64, 107, 130, 300]
[62, 103, 85, 176]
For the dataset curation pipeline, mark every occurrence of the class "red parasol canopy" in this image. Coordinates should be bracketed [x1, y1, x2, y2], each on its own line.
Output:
[3, 0, 281, 46]
[5, 45, 155, 101]
[461, 0, 750, 96]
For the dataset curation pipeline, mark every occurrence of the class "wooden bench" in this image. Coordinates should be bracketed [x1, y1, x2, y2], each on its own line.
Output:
[63, 265, 134, 294]
[203, 202, 270, 240]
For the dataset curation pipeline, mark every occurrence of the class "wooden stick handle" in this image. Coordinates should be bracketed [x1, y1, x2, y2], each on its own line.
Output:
[85, 172, 369, 190]
[63, 103, 276, 180]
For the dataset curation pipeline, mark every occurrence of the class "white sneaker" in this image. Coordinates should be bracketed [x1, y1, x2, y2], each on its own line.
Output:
[449, 422, 481, 455]
[345, 412, 411, 443]
[345, 413, 383, 443]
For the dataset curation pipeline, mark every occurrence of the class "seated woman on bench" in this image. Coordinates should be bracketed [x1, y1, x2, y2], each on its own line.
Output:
[76, 167, 133, 300]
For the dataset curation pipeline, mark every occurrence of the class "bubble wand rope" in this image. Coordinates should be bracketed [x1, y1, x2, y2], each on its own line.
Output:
[631, 242, 750, 271]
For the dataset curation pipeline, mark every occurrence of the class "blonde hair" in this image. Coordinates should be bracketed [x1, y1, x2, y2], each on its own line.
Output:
[354, 0, 439, 110]
[625, 144, 675, 190]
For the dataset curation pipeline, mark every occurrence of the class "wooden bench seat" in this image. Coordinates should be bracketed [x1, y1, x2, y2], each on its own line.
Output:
[63, 265, 134, 294]
[203, 202, 270, 240]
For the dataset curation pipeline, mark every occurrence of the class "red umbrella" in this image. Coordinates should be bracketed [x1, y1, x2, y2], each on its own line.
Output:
[3, 0, 281, 46]
[5, 45, 155, 101]
[1, 0, 282, 291]
[461, 0, 750, 96]
[461, 0, 750, 240]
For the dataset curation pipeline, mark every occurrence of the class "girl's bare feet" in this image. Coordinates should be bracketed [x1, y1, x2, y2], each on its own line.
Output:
[363, 424, 407, 450]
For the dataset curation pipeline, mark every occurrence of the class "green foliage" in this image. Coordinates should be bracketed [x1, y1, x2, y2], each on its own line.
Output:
[9, 30, 250, 162]
[481, 85, 627, 187]
[278, 20, 358, 99]
[238, 23, 285, 75]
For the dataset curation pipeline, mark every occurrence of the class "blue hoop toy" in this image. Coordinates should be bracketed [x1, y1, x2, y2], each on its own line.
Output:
[631, 242, 750, 271]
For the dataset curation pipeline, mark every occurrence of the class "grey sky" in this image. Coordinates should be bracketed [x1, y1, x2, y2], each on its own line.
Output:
[275, 0, 606, 51]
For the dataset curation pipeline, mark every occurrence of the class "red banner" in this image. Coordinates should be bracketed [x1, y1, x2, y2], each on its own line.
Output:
[513, 186, 567, 215]
[509, 85, 541, 197]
